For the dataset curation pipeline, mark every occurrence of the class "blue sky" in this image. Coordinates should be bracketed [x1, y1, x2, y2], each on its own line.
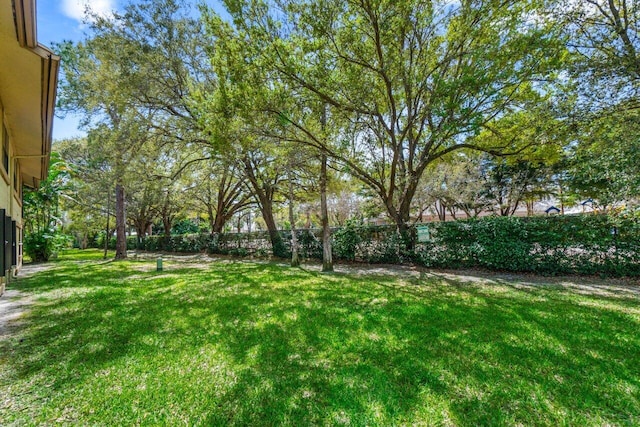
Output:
[37, 0, 225, 141]
[37, 0, 112, 141]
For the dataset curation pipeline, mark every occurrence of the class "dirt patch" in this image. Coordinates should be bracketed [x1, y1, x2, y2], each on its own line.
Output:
[130, 251, 640, 299]
[308, 262, 640, 298]
[127, 251, 222, 263]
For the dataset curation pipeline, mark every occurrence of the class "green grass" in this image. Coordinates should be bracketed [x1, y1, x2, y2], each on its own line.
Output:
[2, 249, 639, 425]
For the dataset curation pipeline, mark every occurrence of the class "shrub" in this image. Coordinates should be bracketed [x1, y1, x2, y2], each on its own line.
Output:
[85, 214, 640, 276]
[414, 214, 640, 276]
[228, 248, 248, 257]
[332, 220, 362, 261]
[24, 230, 72, 262]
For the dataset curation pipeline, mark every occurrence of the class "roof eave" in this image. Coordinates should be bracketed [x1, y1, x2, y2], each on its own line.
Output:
[13, 0, 37, 49]
[12, 0, 60, 184]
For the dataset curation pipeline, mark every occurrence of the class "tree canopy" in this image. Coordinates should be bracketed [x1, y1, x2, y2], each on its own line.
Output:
[44, 0, 640, 260]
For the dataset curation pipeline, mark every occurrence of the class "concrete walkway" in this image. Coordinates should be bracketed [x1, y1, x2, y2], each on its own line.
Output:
[0, 263, 55, 339]
[0, 289, 30, 339]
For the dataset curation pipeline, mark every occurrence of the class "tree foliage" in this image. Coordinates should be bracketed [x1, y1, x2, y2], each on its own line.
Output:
[45, 0, 640, 263]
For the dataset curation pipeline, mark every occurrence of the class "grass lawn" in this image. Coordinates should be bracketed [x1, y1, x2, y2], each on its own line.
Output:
[1, 249, 639, 425]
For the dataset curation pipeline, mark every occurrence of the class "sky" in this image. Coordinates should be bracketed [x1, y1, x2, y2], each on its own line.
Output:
[36, 0, 226, 142]
[37, 0, 119, 141]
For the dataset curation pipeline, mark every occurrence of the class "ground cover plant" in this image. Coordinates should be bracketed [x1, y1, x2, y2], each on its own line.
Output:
[1, 250, 639, 425]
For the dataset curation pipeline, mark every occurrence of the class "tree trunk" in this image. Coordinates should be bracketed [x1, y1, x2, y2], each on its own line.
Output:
[115, 182, 127, 259]
[435, 199, 446, 221]
[208, 205, 217, 234]
[242, 157, 286, 258]
[320, 152, 333, 272]
[212, 213, 226, 234]
[526, 200, 534, 216]
[163, 217, 171, 238]
[395, 204, 415, 252]
[288, 178, 300, 267]
[260, 199, 286, 258]
[135, 223, 146, 250]
[447, 205, 458, 220]
[103, 190, 111, 260]
[558, 180, 565, 215]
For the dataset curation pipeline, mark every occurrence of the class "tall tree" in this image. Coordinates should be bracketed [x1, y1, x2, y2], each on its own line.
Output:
[553, 1, 640, 209]
[212, 0, 565, 240]
[418, 154, 491, 221]
[556, 0, 640, 110]
[184, 157, 253, 234]
[56, 37, 151, 259]
[240, 147, 288, 257]
[566, 110, 640, 209]
[480, 157, 550, 216]
[55, 137, 115, 252]
[56, 0, 216, 259]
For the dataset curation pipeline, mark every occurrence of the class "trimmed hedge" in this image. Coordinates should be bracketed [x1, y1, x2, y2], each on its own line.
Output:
[414, 215, 640, 276]
[89, 214, 640, 276]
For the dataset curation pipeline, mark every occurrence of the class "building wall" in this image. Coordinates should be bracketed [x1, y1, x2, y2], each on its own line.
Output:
[0, 100, 24, 294]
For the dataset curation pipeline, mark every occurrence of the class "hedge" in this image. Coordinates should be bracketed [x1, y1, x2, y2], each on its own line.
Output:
[414, 215, 640, 276]
[88, 214, 640, 276]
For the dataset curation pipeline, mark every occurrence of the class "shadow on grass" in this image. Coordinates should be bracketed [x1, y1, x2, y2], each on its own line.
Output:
[3, 260, 640, 425]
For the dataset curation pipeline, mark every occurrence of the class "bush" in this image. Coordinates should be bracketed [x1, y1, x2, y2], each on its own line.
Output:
[414, 214, 640, 276]
[332, 220, 362, 261]
[24, 230, 72, 262]
[85, 214, 640, 276]
[94, 232, 116, 250]
[171, 219, 201, 235]
[228, 248, 249, 257]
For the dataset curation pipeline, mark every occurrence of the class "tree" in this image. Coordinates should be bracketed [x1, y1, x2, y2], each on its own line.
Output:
[417, 154, 490, 221]
[556, 0, 640, 110]
[23, 154, 71, 261]
[212, 0, 565, 243]
[56, 0, 216, 259]
[56, 36, 152, 259]
[240, 146, 288, 257]
[127, 177, 160, 248]
[480, 157, 551, 216]
[566, 110, 640, 209]
[184, 157, 253, 234]
[468, 106, 564, 216]
[552, 1, 640, 209]
[55, 137, 116, 253]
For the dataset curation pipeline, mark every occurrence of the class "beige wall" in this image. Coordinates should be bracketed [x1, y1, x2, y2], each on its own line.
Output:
[0, 103, 22, 222]
[0, 99, 24, 292]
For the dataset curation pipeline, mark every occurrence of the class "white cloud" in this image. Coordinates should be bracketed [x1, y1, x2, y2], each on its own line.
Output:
[61, 0, 117, 23]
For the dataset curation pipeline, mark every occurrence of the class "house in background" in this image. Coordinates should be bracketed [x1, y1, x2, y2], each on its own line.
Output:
[0, 0, 59, 295]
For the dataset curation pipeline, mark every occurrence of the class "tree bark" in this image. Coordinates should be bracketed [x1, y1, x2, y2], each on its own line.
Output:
[135, 222, 147, 249]
[320, 152, 333, 272]
[212, 211, 226, 234]
[162, 216, 172, 239]
[115, 182, 127, 259]
[288, 178, 300, 267]
[242, 157, 287, 258]
[260, 198, 286, 258]
[104, 189, 111, 259]
[435, 199, 446, 221]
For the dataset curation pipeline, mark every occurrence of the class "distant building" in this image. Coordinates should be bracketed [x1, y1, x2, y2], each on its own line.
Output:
[0, 0, 59, 294]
